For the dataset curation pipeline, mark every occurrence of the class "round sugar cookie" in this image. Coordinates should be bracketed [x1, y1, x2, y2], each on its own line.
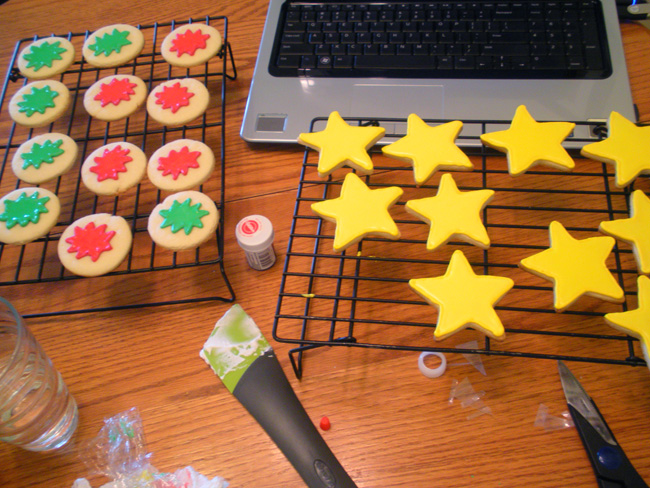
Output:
[0, 188, 61, 245]
[9, 80, 70, 128]
[12, 133, 78, 184]
[58, 213, 132, 277]
[17, 37, 76, 80]
[161, 23, 223, 67]
[146, 78, 210, 126]
[147, 139, 215, 191]
[81, 142, 147, 196]
[84, 75, 147, 121]
[148, 191, 218, 251]
[82, 24, 144, 68]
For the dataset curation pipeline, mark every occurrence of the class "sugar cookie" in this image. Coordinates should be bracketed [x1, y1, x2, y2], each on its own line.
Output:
[161, 23, 223, 67]
[83, 24, 144, 68]
[409, 250, 514, 341]
[84, 75, 147, 121]
[147, 139, 215, 191]
[405, 173, 495, 251]
[581, 111, 650, 188]
[9, 80, 70, 128]
[0, 188, 61, 245]
[519, 221, 624, 311]
[12, 133, 78, 184]
[298, 111, 385, 178]
[148, 191, 218, 251]
[311, 172, 403, 252]
[480, 105, 575, 176]
[599, 189, 650, 274]
[146, 78, 210, 126]
[81, 142, 147, 196]
[17, 37, 76, 80]
[382, 115, 473, 186]
[58, 213, 132, 277]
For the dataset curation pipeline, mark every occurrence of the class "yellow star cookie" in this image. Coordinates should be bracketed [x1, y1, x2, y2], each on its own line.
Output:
[405, 173, 495, 251]
[480, 105, 576, 176]
[519, 221, 624, 311]
[409, 250, 514, 341]
[581, 111, 650, 188]
[599, 190, 650, 274]
[298, 111, 385, 178]
[604, 275, 650, 372]
[311, 172, 403, 252]
[382, 115, 473, 185]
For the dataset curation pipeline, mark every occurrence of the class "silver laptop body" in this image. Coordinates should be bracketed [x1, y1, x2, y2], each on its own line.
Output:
[240, 0, 636, 146]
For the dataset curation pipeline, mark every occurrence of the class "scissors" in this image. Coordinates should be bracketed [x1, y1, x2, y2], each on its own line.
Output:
[558, 361, 649, 488]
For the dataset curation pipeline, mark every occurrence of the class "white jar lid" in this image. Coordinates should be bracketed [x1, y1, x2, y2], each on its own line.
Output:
[235, 215, 274, 253]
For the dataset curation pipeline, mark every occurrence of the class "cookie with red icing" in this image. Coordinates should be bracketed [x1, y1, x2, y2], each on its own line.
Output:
[147, 139, 215, 191]
[81, 142, 147, 196]
[161, 23, 222, 67]
[146, 78, 210, 126]
[58, 213, 132, 277]
[84, 75, 147, 121]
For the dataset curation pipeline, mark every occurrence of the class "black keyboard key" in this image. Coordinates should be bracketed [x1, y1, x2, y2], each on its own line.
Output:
[354, 55, 436, 69]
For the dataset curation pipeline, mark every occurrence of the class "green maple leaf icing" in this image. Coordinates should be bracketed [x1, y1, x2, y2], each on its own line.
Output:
[24, 40, 66, 71]
[21, 139, 64, 169]
[159, 197, 209, 235]
[17, 85, 59, 117]
[0, 191, 50, 229]
[88, 28, 132, 57]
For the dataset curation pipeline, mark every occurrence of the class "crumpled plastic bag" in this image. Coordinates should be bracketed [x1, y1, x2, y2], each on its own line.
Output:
[73, 408, 228, 488]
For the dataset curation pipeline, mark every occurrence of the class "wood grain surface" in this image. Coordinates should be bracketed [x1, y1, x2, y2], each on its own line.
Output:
[1, 1, 650, 487]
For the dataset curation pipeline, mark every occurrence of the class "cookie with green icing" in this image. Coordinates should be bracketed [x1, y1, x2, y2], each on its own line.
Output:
[9, 80, 71, 128]
[12, 133, 78, 184]
[82, 24, 144, 68]
[147, 190, 218, 251]
[17, 37, 76, 80]
[0, 187, 61, 245]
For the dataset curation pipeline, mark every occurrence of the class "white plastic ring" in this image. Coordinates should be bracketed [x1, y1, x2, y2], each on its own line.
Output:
[418, 352, 447, 378]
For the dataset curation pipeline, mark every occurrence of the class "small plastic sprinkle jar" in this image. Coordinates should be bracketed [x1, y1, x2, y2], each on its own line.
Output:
[235, 215, 276, 271]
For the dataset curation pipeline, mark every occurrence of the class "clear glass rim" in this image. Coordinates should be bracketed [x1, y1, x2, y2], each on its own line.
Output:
[0, 297, 26, 380]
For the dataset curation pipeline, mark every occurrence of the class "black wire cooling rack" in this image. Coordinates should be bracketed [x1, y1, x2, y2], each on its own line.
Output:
[0, 16, 237, 316]
[274, 115, 650, 378]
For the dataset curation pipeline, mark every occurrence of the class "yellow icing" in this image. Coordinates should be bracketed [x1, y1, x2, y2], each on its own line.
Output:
[298, 111, 385, 178]
[581, 111, 650, 188]
[311, 172, 403, 252]
[480, 105, 575, 176]
[599, 190, 650, 275]
[604, 275, 650, 372]
[519, 221, 624, 311]
[409, 250, 514, 341]
[405, 173, 494, 251]
[382, 115, 473, 185]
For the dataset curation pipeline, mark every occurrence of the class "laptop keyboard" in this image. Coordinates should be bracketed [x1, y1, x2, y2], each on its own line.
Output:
[269, 0, 612, 79]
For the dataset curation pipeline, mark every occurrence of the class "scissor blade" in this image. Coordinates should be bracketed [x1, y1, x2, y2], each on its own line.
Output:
[557, 360, 617, 446]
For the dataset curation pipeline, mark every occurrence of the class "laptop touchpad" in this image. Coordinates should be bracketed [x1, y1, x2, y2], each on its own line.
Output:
[350, 84, 445, 120]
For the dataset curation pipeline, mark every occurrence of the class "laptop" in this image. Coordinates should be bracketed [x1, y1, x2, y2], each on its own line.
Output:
[240, 0, 637, 146]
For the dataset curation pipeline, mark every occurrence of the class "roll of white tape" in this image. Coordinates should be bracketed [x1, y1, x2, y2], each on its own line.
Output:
[418, 351, 447, 378]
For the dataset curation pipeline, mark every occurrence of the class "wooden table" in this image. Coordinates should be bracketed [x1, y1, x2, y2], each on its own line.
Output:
[1, 1, 650, 487]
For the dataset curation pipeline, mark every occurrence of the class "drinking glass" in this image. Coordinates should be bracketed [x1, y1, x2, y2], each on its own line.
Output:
[0, 297, 78, 451]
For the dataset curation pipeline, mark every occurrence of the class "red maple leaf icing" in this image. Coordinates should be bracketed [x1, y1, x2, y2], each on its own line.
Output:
[65, 221, 116, 262]
[154, 82, 195, 113]
[156, 145, 201, 180]
[94, 77, 137, 107]
[90, 145, 133, 181]
[170, 28, 211, 57]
